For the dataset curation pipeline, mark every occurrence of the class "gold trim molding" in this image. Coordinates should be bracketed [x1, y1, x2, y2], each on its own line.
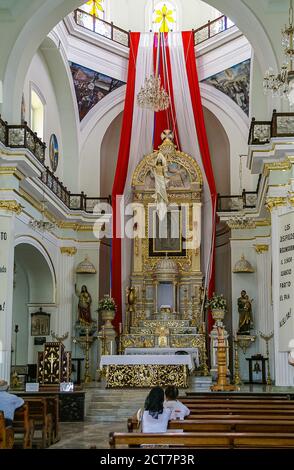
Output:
[60, 247, 77, 256]
[255, 219, 271, 227]
[264, 160, 292, 176]
[265, 197, 288, 212]
[254, 244, 269, 254]
[0, 167, 24, 181]
[0, 200, 22, 214]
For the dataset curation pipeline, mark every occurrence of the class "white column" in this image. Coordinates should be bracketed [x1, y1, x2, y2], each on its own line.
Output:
[255, 244, 275, 379]
[0, 202, 20, 383]
[57, 247, 76, 351]
[271, 205, 294, 386]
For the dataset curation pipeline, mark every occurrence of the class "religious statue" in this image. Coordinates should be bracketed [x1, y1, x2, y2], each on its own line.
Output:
[75, 285, 93, 324]
[237, 289, 253, 335]
[150, 152, 169, 219]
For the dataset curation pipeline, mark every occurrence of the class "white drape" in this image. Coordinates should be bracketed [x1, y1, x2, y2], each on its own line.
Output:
[168, 32, 213, 287]
[121, 33, 155, 315]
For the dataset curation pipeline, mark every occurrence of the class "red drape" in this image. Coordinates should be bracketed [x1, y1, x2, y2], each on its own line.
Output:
[182, 31, 217, 332]
[111, 32, 141, 330]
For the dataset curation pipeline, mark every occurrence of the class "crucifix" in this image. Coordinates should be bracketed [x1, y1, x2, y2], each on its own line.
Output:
[49, 353, 55, 374]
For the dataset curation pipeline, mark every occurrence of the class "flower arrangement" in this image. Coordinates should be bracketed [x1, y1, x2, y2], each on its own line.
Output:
[205, 293, 227, 311]
[97, 294, 117, 312]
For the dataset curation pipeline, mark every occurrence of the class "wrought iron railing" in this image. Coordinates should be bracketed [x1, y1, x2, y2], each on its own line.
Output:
[73, 10, 234, 49]
[248, 110, 294, 145]
[0, 115, 46, 163]
[74, 8, 130, 47]
[194, 15, 234, 45]
[40, 166, 110, 213]
[217, 175, 261, 213]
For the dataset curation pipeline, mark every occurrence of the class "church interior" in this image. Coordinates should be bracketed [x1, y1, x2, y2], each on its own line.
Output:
[1, 0, 294, 452]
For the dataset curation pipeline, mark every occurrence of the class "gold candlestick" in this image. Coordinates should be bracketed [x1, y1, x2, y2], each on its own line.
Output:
[233, 334, 242, 386]
[118, 323, 123, 355]
[259, 331, 274, 386]
[202, 334, 210, 376]
[183, 288, 189, 320]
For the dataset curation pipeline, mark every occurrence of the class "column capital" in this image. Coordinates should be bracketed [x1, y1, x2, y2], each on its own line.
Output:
[254, 244, 269, 254]
[265, 197, 287, 212]
[0, 200, 22, 214]
[60, 247, 77, 256]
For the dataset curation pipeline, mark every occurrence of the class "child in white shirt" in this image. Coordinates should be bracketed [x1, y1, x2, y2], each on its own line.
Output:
[164, 385, 190, 420]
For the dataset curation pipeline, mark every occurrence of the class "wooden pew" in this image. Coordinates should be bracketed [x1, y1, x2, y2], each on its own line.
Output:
[128, 413, 294, 432]
[185, 392, 293, 400]
[0, 412, 13, 449]
[168, 418, 294, 433]
[24, 398, 52, 448]
[109, 431, 294, 449]
[13, 404, 34, 449]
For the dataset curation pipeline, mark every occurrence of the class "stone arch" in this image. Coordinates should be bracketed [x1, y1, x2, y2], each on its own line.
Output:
[14, 236, 56, 304]
[40, 34, 80, 190]
[200, 82, 256, 193]
[1, 0, 277, 125]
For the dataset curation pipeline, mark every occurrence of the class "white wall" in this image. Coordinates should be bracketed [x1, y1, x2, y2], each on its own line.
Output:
[23, 51, 64, 181]
[100, 112, 123, 197]
[12, 263, 29, 366]
[109, 0, 222, 32]
[203, 107, 230, 195]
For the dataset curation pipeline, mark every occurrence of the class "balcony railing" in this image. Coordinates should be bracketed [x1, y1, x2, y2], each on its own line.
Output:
[73, 10, 234, 49]
[0, 115, 46, 163]
[217, 176, 261, 213]
[40, 167, 110, 214]
[248, 110, 294, 145]
[0, 115, 110, 214]
[74, 8, 130, 47]
[194, 15, 234, 46]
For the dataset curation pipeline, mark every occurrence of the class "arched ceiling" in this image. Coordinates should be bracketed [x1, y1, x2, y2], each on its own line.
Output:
[0, 0, 284, 122]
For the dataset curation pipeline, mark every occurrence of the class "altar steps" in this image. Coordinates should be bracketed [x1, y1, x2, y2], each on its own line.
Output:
[85, 389, 147, 423]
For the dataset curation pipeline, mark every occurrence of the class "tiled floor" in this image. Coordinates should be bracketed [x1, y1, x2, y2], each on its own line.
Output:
[50, 421, 126, 449]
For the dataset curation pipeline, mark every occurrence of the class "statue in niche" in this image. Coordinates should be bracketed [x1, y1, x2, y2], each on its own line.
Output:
[149, 152, 169, 220]
[156, 325, 170, 347]
[237, 289, 253, 335]
[75, 285, 93, 324]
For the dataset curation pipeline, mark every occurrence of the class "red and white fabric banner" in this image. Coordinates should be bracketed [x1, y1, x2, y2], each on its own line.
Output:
[112, 31, 217, 331]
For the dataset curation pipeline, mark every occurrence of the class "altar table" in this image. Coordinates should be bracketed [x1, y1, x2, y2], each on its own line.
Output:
[124, 347, 199, 367]
[100, 355, 193, 388]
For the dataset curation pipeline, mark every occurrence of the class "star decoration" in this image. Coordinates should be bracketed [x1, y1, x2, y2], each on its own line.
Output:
[154, 4, 175, 33]
[85, 0, 104, 18]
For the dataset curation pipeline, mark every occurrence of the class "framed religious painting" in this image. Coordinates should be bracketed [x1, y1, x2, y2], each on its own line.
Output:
[148, 205, 187, 258]
[31, 309, 50, 336]
[49, 134, 59, 172]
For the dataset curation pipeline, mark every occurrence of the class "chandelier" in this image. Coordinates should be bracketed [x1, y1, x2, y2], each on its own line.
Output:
[29, 199, 56, 233]
[137, 74, 170, 112]
[137, 31, 170, 112]
[263, 0, 294, 104]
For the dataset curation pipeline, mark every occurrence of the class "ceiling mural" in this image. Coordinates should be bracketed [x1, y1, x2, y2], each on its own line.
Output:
[203, 59, 251, 116]
[70, 62, 125, 121]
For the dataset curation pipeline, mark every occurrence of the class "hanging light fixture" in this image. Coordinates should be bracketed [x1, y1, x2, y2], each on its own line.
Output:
[137, 4, 171, 112]
[263, 0, 294, 104]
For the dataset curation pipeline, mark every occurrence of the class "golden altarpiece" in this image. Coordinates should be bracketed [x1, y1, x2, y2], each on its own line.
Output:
[120, 132, 208, 372]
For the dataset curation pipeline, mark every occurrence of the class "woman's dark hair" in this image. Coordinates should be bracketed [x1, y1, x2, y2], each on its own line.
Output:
[165, 385, 179, 400]
[144, 386, 164, 418]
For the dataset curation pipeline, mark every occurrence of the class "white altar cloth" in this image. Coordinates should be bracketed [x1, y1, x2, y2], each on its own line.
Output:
[124, 347, 199, 367]
[100, 354, 194, 370]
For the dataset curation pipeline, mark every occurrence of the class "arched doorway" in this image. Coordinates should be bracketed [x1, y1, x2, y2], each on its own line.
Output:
[11, 242, 55, 379]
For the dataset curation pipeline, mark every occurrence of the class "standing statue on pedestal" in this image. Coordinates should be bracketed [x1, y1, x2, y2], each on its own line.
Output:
[76, 285, 93, 324]
[237, 290, 253, 335]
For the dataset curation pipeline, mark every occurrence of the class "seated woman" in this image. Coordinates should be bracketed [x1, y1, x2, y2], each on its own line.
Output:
[142, 386, 171, 433]
[164, 385, 190, 420]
